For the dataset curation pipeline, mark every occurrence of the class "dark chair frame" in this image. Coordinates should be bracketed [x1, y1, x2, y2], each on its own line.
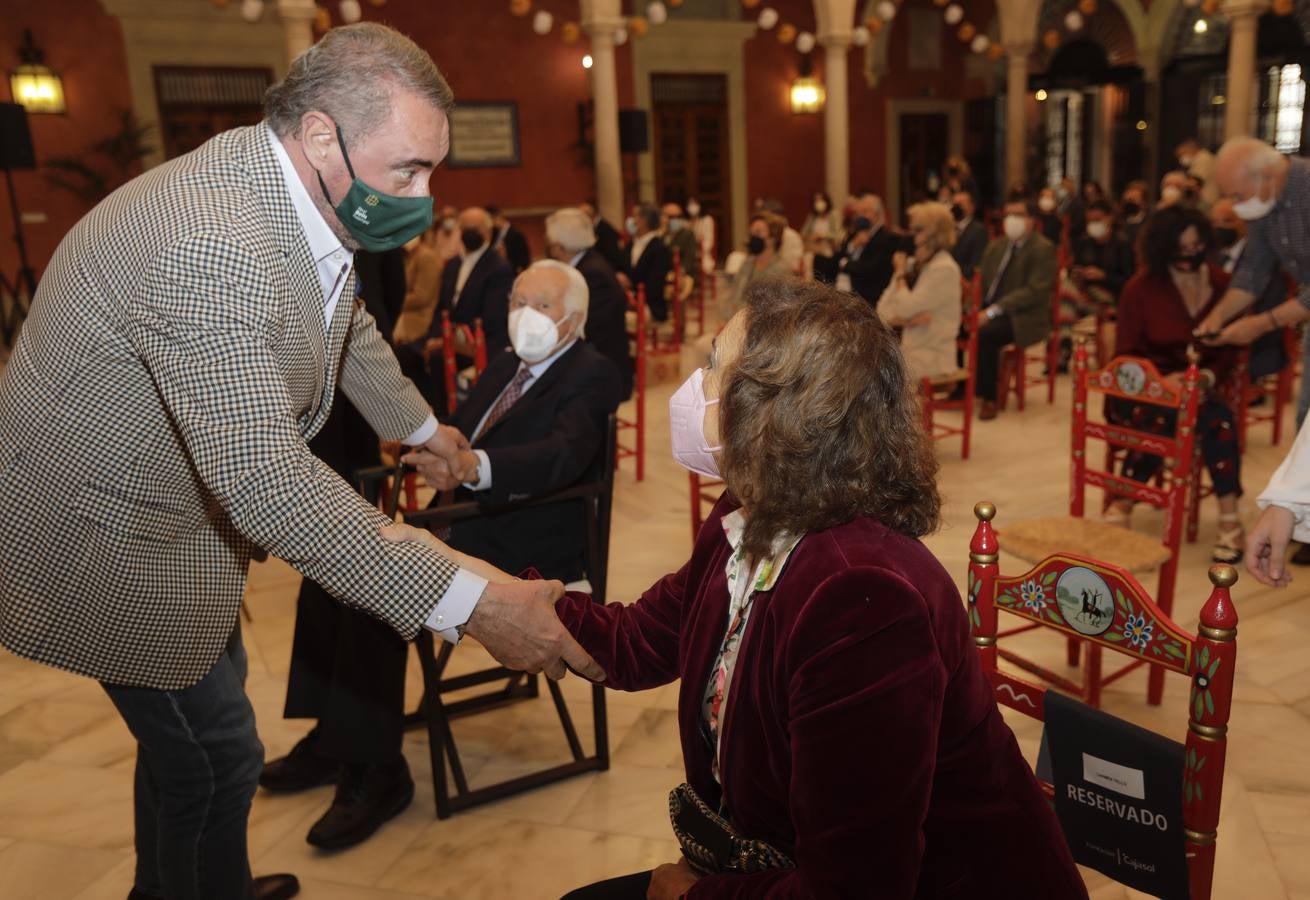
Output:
[356, 416, 616, 819]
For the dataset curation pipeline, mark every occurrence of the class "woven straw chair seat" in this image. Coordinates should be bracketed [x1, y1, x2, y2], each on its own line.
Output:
[1071, 315, 1099, 337]
[928, 368, 970, 386]
[998, 516, 1172, 574]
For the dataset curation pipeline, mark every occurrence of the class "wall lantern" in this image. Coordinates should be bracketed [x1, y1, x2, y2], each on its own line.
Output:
[790, 60, 824, 114]
[9, 30, 64, 115]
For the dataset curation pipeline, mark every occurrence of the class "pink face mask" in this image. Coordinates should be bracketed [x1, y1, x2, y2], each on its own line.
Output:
[669, 366, 722, 479]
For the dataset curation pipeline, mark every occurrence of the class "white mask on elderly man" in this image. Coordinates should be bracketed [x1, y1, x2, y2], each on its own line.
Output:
[1234, 175, 1277, 221]
[1086, 221, 1110, 241]
[1003, 214, 1029, 242]
[508, 306, 569, 364]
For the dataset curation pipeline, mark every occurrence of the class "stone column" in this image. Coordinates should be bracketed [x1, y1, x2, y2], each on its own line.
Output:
[277, 0, 317, 64]
[583, 18, 627, 228]
[1004, 41, 1033, 191]
[818, 32, 852, 205]
[1222, 0, 1270, 140]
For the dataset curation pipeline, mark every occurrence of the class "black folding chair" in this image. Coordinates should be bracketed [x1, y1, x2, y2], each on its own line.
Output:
[356, 415, 615, 819]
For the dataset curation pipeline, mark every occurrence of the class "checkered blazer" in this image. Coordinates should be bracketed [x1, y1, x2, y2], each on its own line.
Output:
[0, 124, 458, 690]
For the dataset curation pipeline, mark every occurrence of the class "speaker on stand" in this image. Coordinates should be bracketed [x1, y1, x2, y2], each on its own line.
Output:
[0, 102, 37, 347]
[617, 109, 648, 212]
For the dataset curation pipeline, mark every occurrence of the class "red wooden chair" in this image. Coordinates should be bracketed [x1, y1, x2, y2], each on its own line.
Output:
[920, 272, 980, 459]
[688, 472, 724, 539]
[968, 501, 1238, 900]
[997, 286, 1062, 411]
[1234, 326, 1298, 449]
[440, 311, 488, 415]
[617, 285, 648, 480]
[995, 343, 1202, 706]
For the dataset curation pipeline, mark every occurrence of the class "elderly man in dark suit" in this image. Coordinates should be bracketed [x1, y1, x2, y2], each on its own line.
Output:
[0, 23, 599, 900]
[545, 206, 633, 398]
[951, 190, 989, 279]
[621, 203, 672, 322]
[830, 192, 898, 305]
[581, 199, 628, 273]
[975, 194, 1058, 420]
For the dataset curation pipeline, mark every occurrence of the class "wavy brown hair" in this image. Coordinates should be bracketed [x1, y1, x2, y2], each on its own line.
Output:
[719, 279, 941, 559]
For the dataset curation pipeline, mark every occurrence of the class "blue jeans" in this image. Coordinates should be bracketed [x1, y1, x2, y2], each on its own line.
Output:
[102, 629, 263, 900]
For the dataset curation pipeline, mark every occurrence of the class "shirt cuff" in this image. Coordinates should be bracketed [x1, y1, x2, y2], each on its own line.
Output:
[423, 568, 487, 644]
[404, 415, 439, 447]
[464, 449, 492, 491]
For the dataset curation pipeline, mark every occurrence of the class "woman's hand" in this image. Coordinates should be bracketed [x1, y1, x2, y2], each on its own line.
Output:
[647, 858, 701, 900]
[905, 311, 933, 328]
[379, 522, 517, 585]
[892, 250, 907, 277]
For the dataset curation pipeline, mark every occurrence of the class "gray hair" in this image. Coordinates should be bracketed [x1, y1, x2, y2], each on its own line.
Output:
[516, 260, 590, 335]
[545, 208, 597, 253]
[1217, 136, 1283, 179]
[264, 23, 454, 144]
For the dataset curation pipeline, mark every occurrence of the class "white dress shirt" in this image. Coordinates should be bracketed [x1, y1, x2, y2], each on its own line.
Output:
[454, 243, 488, 306]
[465, 338, 580, 491]
[266, 128, 481, 643]
[1259, 415, 1310, 543]
[630, 231, 657, 269]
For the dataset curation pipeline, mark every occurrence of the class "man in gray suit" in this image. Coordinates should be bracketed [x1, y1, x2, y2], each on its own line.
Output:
[0, 23, 601, 900]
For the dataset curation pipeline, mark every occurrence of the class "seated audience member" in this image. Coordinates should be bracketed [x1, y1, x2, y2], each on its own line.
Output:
[687, 197, 717, 274]
[801, 191, 841, 261]
[546, 206, 634, 398]
[1210, 198, 1289, 381]
[951, 190, 988, 279]
[392, 227, 443, 343]
[1037, 186, 1063, 244]
[1070, 200, 1135, 305]
[760, 198, 804, 273]
[943, 154, 980, 208]
[417, 280, 1086, 900]
[1110, 205, 1244, 563]
[430, 204, 462, 266]
[828, 191, 898, 304]
[662, 201, 700, 279]
[488, 204, 531, 274]
[877, 201, 963, 381]
[1158, 170, 1192, 208]
[581, 200, 628, 274]
[263, 263, 621, 853]
[975, 194, 1058, 420]
[1178, 137, 1219, 206]
[623, 203, 673, 322]
[1120, 180, 1151, 252]
[728, 212, 791, 313]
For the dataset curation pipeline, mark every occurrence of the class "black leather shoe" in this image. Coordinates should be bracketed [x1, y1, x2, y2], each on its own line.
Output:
[306, 757, 414, 850]
[259, 729, 339, 793]
[254, 873, 300, 900]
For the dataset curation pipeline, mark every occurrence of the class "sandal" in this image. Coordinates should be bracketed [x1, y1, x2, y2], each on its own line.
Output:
[1213, 514, 1244, 564]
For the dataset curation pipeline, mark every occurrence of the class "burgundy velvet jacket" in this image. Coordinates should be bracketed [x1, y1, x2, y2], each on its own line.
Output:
[1115, 264, 1237, 384]
[556, 496, 1087, 899]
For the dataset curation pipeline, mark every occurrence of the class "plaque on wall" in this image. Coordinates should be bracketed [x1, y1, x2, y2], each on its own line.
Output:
[447, 102, 520, 168]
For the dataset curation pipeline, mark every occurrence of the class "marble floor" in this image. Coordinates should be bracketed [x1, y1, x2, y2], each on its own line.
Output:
[3, 326, 1310, 899]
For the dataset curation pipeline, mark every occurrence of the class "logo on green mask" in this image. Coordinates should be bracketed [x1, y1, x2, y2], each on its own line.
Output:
[316, 125, 432, 252]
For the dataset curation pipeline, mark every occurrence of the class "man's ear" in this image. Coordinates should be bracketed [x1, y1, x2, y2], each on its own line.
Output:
[299, 110, 338, 173]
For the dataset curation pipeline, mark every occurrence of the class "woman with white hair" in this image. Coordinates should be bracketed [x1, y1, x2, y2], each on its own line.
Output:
[876, 201, 963, 382]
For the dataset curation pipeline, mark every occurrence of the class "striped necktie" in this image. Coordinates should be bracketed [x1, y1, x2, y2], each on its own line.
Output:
[474, 366, 533, 442]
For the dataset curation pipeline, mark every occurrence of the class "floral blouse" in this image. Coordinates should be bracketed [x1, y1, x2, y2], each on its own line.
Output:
[703, 510, 804, 784]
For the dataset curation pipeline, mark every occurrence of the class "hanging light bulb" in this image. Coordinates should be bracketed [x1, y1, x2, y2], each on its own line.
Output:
[339, 0, 361, 23]
[1064, 10, 1085, 31]
[796, 31, 816, 53]
[240, 0, 264, 22]
[758, 7, 779, 29]
[851, 25, 871, 46]
[876, 0, 897, 21]
[971, 34, 990, 53]
[944, 4, 963, 25]
[533, 10, 553, 34]
[647, 1, 667, 25]
[614, 27, 629, 45]
[583, 54, 593, 69]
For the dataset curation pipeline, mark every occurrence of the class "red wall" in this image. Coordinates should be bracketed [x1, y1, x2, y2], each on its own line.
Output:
[0, 0, 133, 282]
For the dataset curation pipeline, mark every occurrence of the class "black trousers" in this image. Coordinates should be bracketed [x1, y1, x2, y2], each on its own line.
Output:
[560, 871, 652, 899]
[280, 392, 410, 765]
[974, 314, 1016, 402]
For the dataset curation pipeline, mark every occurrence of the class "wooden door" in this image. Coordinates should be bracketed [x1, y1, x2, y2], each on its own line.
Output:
[154, 66, 272, 160]
[651, 74, 730, 257]
[900, 113, 949, 218]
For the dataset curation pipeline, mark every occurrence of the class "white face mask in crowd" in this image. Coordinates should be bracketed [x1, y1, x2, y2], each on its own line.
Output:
[1003, 214, 1029, 242]
[1233, 175, 1277, 221]
[1038, 195, 1057, 213]
[1160, 184, 1183, 205]
[507, 306, 570, 364]
[1086, 221, 1110, 241]
[668, 367, 722, 479]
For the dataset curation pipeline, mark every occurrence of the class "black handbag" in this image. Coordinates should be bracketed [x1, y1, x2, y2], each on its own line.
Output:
[668, 782, 795, 876]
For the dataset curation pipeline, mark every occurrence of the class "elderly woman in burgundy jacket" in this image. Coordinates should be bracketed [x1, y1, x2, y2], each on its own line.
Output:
[553, 280, 1086, 899]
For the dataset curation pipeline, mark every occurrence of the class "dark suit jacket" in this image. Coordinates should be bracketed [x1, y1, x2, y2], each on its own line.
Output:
[556, 496, 1087, 898]
[952, 219, 989, 279]
[836, 227, 898, 304]
[354, 248, 406, 342]
[494, 223, 531, 274]
[594, 218, 627, 273]
[431, 249, 514, 357]
[446, 342, 621, 582]
[979, 232, 1058, 350]
[576, 249, 634, 399]
[626, 234, 672, 320]
[1072, 234, 1136, 300]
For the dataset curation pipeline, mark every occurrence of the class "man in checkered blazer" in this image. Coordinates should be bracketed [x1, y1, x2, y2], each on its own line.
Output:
[0, 23, 601, 900]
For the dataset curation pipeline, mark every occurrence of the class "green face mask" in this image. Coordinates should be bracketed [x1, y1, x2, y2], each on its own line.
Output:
[317, 125, 433, 252]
